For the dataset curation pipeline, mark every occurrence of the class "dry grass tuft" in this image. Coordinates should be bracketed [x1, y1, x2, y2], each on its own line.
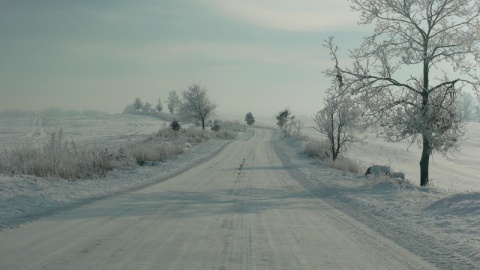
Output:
[325, 156, 361, 174]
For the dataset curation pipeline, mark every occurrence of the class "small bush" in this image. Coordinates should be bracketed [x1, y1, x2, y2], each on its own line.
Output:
[214, 130, 237, 140]
[210, 120, 221, 131]
[304, 139, 330, 159]
[155, 126, 177, 141]
[125, 141, 184, 165]
[184, 126, 211, 144]
[292, 133, 310, 141]
[91, 148, 116, 174]
[170, 119, 181, 136]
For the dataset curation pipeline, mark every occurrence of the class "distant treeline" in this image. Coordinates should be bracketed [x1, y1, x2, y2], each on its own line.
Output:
[0, 108, 108, 118]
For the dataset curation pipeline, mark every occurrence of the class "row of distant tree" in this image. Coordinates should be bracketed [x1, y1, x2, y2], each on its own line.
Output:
[124, 84, 259, 132]
[123, 83, 218, 130]
[123, 91, 181, 115]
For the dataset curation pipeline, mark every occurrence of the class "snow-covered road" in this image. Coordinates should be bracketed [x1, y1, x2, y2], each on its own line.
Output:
[0, 128, 434, 269]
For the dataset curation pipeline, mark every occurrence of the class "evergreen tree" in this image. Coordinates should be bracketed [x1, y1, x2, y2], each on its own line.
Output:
[245, 112, 255, 126]
[170, 119, 181, 137]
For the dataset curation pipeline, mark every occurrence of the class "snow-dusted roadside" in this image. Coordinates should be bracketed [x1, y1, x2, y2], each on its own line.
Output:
[273, 136, 480, 269]
[0, 136, 239, 231]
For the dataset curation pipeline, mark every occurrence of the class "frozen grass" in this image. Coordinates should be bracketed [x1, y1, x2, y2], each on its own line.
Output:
[155, 126, 213, 144]
[0, 130, 134, 179]
[184, 126, 213, 143]
[213, 130, 238, 140]
[298, 135, 362, 174]
[125, 141, 184, 165]
[0, 128, 186, 179]
[124, 122, 242, 165]
[0, 121, 241, 180]
[304, 139, 330, 159]
[325, 156, 361, 174]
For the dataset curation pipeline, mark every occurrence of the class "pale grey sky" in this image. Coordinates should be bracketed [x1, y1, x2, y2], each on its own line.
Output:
[0, 0, 366, 117]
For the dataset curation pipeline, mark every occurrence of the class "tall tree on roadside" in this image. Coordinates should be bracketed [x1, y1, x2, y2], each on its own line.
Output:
[178, 83, 217, 129]
[245, 112, 255, 126]
[276, 108, 292, 137]
[167, 91, 180, 114]
[327, 0, 480, 186]
[313, 85, 364, 161]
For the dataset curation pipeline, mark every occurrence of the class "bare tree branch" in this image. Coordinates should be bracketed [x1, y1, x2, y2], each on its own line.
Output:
[331, 0, 479, 186]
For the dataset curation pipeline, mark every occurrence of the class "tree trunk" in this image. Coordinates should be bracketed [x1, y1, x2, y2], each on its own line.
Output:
[420, 136, 430, 186]
[201, 118, 205, 130]
[331, 113, 336, 160]
[421, 46, 430, 187]
[332, 145, 337, 161]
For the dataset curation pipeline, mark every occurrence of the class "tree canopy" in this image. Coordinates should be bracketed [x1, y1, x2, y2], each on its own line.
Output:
[328, 0, 480, 186]
[167, 91, 180, 114]
[245, 112, 255, 126]
[178, 83, 217, 130]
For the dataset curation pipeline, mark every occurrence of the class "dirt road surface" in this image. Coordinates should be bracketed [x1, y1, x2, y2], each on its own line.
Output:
[0, 129, 435, 269]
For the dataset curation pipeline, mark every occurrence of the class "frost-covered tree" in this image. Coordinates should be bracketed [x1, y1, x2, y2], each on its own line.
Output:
[286, 116, 304, 137]
[167, 91, 180, 114]
[245, 112, 255, 126]
[123, 104, 135, 114]
[276, 108, 300, 137]
[142, 102, 152, 113]
[327, 0, 480, 186]
[276, 108, 291, 137]
[156, 98, 163, 113]
[133, 98, 143, 112]
[178, 83, 217, 130]
[313, 86, 364, 161]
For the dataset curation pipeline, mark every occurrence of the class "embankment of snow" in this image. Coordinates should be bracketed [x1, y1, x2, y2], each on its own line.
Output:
[273, 135, 480, 269]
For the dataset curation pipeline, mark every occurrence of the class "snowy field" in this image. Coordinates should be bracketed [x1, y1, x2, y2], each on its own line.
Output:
[0, 113, 170, 149]
[0, 114, 479, 267]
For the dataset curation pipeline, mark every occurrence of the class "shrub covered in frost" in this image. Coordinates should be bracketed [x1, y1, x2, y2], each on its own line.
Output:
[304, 139, 331, 160]
[0, 130, 134, 179]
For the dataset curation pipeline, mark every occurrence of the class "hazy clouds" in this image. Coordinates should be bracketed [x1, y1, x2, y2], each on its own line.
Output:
[0, 0, 363, 117]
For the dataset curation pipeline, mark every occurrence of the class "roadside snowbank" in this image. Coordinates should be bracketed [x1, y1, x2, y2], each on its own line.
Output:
[274, 136, 480, 269]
